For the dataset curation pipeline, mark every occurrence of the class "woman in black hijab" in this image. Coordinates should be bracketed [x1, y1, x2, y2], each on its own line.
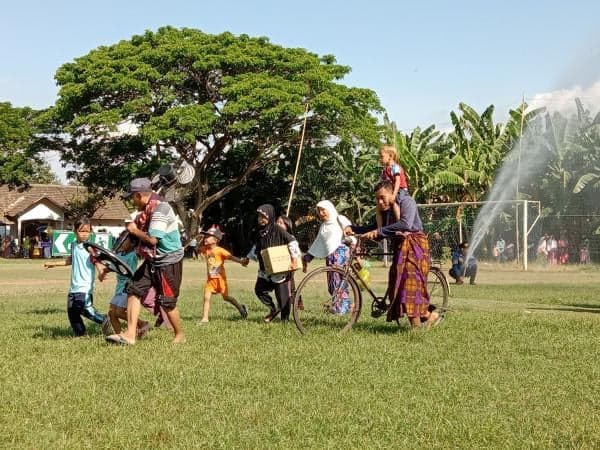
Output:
[247, 204, 301, 322]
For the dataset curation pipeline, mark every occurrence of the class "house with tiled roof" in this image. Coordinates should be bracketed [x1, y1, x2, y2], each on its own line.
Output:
[0, 184, 131, 252]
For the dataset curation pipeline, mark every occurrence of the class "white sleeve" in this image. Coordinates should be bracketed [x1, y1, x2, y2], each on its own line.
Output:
[288, 240, 301, 259]
[246, 245, 258, 261]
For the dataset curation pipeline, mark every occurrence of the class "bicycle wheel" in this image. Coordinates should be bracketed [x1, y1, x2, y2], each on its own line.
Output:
[293, 266, 362, 334]
[427, 267, 449, 312]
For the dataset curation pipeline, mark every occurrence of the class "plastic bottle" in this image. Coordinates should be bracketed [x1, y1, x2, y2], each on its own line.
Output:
[355, 260, 371, 289]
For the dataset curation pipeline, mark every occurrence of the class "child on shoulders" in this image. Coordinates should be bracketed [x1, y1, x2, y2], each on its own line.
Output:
[376, 145, 409, 228]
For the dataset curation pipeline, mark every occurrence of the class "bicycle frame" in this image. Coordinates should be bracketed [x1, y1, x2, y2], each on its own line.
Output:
[340, 238, 391, 309]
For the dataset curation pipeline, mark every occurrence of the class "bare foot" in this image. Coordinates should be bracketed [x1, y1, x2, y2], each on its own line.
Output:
[426, 311, 441, 329]
[173, 334, 186, 344]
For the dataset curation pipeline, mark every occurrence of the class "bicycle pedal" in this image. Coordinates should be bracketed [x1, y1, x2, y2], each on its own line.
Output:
[371, 309, 385, 318]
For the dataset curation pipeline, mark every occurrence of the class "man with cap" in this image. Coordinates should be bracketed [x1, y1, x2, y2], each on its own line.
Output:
[197, 225, 249, 325]
[449, 241, 477, 285]
[106, 177, 186, 344]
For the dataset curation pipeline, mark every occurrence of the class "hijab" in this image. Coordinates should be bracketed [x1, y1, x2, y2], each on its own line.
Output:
[307, 200, 351, 258]
[254, 204, 296, 271]
[257, 204, 276, 237]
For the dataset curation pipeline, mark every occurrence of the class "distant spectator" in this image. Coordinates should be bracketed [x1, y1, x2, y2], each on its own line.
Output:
[537, 235, 548, 260]
[558, 237, 569, 264]
[22, 236, 31, 258]
[547, 235, 558, 265]
[494, 238, 506, 263]
[579, 239, 590, 264]
[449, 242, 477, 285]
[505, 242, 515, 260]
[187, 236, 198, 260]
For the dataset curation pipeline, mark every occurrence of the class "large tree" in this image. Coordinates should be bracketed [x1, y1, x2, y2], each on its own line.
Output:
[43, 27, 382, 232]
[0, 102, 58, 186]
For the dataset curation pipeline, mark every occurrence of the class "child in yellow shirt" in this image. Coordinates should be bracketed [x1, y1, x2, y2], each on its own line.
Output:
[197, 225, 249, 325]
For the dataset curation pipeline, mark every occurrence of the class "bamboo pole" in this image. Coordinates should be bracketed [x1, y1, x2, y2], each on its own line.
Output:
[286, 103, 310, 216]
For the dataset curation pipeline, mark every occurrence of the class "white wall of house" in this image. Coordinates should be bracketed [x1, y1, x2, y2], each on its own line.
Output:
[92, 224, 126, 239]
[19, 203, 63, 222]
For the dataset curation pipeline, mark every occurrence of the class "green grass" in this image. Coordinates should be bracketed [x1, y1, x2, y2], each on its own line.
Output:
[1, 258, 599, 448]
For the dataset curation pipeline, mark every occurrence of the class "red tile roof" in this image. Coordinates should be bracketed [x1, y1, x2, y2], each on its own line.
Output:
[0, 184, 131, 224]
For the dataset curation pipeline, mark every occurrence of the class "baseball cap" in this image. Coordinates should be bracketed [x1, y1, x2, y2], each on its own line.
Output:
[199, 225, 223, 241]
[122, 178, 152, 199]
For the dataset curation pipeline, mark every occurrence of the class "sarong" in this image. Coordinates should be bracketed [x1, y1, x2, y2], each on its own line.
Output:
[387, 232, 430, 321]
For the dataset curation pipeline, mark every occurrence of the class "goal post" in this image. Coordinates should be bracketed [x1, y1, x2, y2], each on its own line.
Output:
[417, 200, 541, 271]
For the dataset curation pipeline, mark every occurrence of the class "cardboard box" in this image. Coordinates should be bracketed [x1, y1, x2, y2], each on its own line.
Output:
[261, 245, 292, 275]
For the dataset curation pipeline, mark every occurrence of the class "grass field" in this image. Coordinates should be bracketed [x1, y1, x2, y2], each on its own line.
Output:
[1, 258, 599, 449]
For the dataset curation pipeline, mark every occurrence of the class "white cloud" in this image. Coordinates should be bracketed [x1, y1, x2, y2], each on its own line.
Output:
[527, 80, 600, 116]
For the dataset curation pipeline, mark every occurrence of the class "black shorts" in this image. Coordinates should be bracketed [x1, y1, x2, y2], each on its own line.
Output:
[126, 259, 183, 311]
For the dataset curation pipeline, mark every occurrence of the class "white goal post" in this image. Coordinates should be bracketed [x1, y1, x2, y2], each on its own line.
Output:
[417, 200, 542, 271]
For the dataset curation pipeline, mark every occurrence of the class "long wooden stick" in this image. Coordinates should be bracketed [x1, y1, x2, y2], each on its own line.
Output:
[286, 103, 310, 216]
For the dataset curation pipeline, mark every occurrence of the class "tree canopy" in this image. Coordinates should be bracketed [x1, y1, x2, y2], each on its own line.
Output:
[44, 27, 383, 232]
[0, 102, 58, 186]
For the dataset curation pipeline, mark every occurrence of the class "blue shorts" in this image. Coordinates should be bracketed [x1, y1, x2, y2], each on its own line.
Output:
[110, 293, 128, 309]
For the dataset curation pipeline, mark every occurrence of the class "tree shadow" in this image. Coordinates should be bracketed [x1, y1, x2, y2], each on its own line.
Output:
[527, 306, 600, 315]
[27, 307, 63, 315]
[567, 303, 600, 310]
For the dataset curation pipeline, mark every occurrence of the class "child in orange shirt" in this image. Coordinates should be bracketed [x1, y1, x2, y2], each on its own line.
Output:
[197, 225, 249, 325]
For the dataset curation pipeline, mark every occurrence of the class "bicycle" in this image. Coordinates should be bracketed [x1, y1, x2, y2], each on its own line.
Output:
[292, 237, 449, 334]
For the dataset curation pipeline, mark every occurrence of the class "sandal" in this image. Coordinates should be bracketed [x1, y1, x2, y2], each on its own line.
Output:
[105, 334, 135, 345]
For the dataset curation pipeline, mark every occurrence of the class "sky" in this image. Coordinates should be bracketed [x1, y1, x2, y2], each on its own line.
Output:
[2, 0, 600, 177]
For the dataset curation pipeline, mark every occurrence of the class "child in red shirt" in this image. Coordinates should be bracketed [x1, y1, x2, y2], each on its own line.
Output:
[376, 145, 409, 228]
[197, 225, 249, 325]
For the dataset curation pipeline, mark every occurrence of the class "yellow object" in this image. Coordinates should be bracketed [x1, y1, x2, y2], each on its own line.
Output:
[357, 266, 371, 289]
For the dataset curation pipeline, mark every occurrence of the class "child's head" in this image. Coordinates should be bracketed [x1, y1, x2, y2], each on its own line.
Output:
[200, 225, 223, 247]
[316, 200, 337, 223]
[276, 215, 293, 233]
[379, 145, 398, 166]
[74, 217, 92, 243]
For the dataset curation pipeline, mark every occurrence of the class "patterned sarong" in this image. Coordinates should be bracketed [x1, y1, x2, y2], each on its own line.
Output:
[387, 232, 430, 321]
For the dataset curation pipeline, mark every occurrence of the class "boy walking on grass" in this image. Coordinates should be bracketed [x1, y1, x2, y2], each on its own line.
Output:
[197, 225, 249, 325]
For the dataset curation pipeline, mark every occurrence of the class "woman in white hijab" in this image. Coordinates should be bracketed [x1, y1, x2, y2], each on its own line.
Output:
[302, 200, 353, 314]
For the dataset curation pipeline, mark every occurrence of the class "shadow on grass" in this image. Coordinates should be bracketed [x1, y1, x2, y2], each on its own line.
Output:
[31, 325, 75, 339]
[27, 307, 63, 315]
[568, 303, 600, 309]
[527, 306, 600, 315]
[353, 320, 411, 335]
[31, 324, 104, 339]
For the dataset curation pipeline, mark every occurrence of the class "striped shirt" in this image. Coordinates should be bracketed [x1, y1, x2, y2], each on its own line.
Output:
[149, 202, 184, 266]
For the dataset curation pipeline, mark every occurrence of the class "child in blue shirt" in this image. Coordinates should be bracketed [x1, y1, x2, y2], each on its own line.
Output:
[44, 217, 109, 337]
[104, 232, 150, 337]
